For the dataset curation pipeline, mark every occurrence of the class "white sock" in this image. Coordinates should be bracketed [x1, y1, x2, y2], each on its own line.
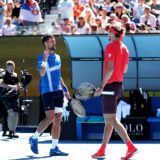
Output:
[32, 131, 40, 139]
[52, 139, 59, 149]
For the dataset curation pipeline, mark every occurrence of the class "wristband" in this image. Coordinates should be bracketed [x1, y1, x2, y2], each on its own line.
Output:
[62, 85, 68, 93]
[41, 61, 47, 67]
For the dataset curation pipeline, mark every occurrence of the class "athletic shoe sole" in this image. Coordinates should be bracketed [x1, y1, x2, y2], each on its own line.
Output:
[121, 149, 139, 160]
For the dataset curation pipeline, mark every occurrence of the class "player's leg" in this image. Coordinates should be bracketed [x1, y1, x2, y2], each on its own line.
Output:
[92, 118, 113, 158]
[49, 90, 68, 156]
[110, 115, 137, 159]
[105, 83, 137, 159]
[49, 112, 68, 156]
[29, 92, 55, 154]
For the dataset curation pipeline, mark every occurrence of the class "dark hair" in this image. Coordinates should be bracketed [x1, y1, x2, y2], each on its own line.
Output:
[125, 22, 131, 32]
[111, 25, 125, 38]
[41, 35, 55, 45]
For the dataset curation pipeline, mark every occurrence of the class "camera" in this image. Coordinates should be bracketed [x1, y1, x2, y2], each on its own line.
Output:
[21, 99, 33, 115]
[20, 69, 32, 89]
[20, 68, 32, 115]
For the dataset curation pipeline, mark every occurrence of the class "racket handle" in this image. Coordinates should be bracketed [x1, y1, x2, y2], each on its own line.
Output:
[102, 91, 115, 95]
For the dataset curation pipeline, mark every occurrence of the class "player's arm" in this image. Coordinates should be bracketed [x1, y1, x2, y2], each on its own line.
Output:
[0, 0, 5, 7]
[39, 50, 49, 77]
[100, 60, 114, 88]
[39, 64, 47, 77]
[124, 49, 129, 74]
[94, 60, 114, 96]
[60, 77, 70, 99]
[124, 64, 128, 73]
[101, 45, 114, 88]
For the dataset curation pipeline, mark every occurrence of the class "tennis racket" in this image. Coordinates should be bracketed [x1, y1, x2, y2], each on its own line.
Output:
[68, 98, 85, 117]
[75, 82, 115, 100]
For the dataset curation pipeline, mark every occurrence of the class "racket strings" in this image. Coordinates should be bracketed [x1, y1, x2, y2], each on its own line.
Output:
[75, 82, 96, 100]
[70, 99, 85, 117]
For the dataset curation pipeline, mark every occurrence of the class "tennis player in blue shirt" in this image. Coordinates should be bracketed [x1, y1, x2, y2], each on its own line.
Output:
[29, 35, 70, 156]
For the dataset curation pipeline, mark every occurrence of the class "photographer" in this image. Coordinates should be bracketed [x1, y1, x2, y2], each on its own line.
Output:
[0, 61, 20, 138]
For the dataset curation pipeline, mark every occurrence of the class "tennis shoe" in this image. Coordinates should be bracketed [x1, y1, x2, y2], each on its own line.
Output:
[91, 150, 105, 159]
[29, 136, 39, 154]
[121, 147, 138, 160]
[50, 146, 69, 156]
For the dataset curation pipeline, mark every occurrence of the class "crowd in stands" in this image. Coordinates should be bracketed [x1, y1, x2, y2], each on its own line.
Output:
[0, 0, 160, 36]
[57, 0, 160, 34]
[0, 0, 43, 36]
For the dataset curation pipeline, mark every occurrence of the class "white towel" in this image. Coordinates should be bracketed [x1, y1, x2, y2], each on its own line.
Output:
[116, 100, 131, 121]
[62, 97, 70, 122]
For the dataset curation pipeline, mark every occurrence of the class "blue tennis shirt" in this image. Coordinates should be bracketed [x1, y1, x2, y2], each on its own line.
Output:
[37, 53, 62, 95]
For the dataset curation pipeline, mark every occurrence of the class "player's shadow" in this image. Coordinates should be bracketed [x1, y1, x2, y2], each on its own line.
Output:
[8, 155, 51, 160]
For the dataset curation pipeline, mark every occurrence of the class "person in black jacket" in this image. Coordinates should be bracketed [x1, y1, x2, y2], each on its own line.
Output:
[0, 61, 20, 138]
[0, 68, 8, 137]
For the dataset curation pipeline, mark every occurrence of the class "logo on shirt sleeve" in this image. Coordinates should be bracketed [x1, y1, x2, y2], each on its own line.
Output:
[108, 53, 112, 58]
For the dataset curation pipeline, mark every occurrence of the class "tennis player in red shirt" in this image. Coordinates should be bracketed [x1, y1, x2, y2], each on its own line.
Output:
[92, 25, 137, 160]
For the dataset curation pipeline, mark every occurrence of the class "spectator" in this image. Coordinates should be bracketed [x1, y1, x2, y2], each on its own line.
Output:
[114, 3, 126, 22]
[2, 17, 17, 36]
[157, 15, 160, 28]
[108, 13, 120, 25]
[75, 15, 91, 34]
[3, 0, 14, 19]
[12, 0, 22, 26]
[103, 0, 115, 16]
[140, 5, 157, 28]
[144, 21, 157, 32]
[157, 21, 160, 32]
[94, 17, 105, 33]
[58, 0, 74, 22]
[60, 18, 73, 34]
[117, 0, 132, 17]
[98, 7, 109, 28]
[79, 0, 89, 6]
[136, 22, 157, 33]
[0, 0, 5, 28]
[132, 0, 146, 24]
[19, 0, 43, 26]
[73, 0, 85, 20]
[39, 0, 51, 15]
[150, 0, 160, 18]
[90, 22, 97, 34]
[121, 14, 137, 33]
[128, 0, 138, 8]
[81, 7, 95, 25]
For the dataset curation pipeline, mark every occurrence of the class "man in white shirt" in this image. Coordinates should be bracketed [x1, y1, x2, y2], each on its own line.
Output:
[58, 0, 74, 22]
[140, 5, 157, 28]
[133, 0, 146, 23]
[2, 17, 17, 36]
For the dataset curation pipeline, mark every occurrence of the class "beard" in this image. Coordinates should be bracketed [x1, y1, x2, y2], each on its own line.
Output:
[48, 46, 56, 51]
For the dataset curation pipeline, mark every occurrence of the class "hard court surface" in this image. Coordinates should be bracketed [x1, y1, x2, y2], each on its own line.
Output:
[0, 132, 159, 160]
